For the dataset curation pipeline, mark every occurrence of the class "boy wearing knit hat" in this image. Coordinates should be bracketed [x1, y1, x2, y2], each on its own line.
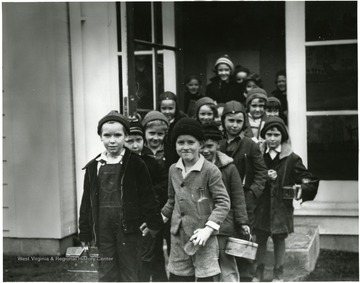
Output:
[125, 118, 169, 281]
[141, 110, 172, 281]
[219, 101, 268, 281]
[200, 122, 249, 282]
[161, 118, 230, 281]
[206, 55, 238, 104]
[252, 117, 319, 282]
[142, 110, 169, 161]
[246, 87, 268, 143]
[79, 110, 162, 281]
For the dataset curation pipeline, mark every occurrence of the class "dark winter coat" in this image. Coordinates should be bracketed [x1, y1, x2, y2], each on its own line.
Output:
[215, 151, 248, 236]
[254, 141, 316, 235]
[185, 91, 204, 117]
[164, 111, 188, 169]
[219, 135, 268, 227]
[205, 77, 240, 104]
[79, 148, 163, 245]
[141, 146, 168, 208]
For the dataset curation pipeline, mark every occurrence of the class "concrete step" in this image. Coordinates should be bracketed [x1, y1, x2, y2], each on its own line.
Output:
[261, 225, 320, 281]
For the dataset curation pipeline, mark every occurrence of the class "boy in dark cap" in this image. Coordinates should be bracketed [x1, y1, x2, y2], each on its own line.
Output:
[252, 117, 318, 282]
[200, 122, 249, 282]
[161, 118, 230, 282]
[125, 118, 169, 282]
[79, 110, 162, 282]
[219, 101, 268, 281]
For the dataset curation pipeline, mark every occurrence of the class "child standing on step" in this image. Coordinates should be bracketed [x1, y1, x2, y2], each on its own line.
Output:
[252, 117, 319, 282]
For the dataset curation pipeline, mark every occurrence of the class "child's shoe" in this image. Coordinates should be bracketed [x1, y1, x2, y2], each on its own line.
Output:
[272, 266, 284, 282]
[252, 264, 264, 282]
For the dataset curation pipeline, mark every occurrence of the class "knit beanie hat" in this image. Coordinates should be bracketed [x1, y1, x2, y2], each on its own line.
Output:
[246, 88, 268, 108]
[97, 110, 130, 135]
[267, 96, 281, 106]
[214, 54, 234, 72]
[221, 100, 247, 131]
[202, 122, 223, 141]
[260, 116, 289, 142]
[129, 119, 144, 137]
[159, 91, 177, 103]
[171, 118, 205, 144]
[195, 97, 216, 116]
[142, 110, 169, 127]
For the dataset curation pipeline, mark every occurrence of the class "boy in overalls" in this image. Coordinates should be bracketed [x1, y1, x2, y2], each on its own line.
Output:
[79, 110, 162, 281]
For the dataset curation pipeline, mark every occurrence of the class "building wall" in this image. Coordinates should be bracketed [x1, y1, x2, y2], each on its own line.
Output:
[3, 3, 77, 239]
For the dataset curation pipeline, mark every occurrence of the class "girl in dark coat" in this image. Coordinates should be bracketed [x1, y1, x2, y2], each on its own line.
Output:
[205, 55, 238, 104]
[184, 74, 204, 117]
[252, 117, 319, 282]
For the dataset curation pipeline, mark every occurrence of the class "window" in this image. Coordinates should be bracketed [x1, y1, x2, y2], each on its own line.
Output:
[305, 1, 358, 180]
[116, 2, 177, 118]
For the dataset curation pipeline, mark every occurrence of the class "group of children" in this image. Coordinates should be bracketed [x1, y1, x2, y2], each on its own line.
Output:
[78, 55, 318, 282]
[185, 54, 287, 126]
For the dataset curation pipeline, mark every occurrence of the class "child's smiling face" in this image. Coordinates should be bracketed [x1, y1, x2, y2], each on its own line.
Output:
[276, 75, 286, 92]
[249, 98, 266, 119]
[145, 125, 166, 150]
[100, 122, 127, 157]
[160, 100, 176, 121]
[217, 63, 231, 82]
[176, 135, 201, 164]
[198, 105, 215, 124]
[186, 79, 200, 95]
[200, 139, 219, 162]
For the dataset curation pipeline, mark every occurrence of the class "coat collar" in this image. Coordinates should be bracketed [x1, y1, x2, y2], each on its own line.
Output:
[215, 151, 234, 168]
[260, 139, 293, 160]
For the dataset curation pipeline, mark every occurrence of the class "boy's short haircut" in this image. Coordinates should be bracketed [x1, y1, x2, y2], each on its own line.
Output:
[97, 110, 130, 135]
[144, 120, 168, 132]
[266, 97, 282, 111]
[171, 117, 205, 145]
[202, 122, 223, 141]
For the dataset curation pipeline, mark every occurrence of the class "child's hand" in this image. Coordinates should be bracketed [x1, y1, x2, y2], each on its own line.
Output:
[80, 241, 89, 248]
[189, 226, 214, 246]
[268, 169, 277, 180]
[140, 222, 159, 238]
[161, 213, 169, 223]
[240, 225, 251, 235]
